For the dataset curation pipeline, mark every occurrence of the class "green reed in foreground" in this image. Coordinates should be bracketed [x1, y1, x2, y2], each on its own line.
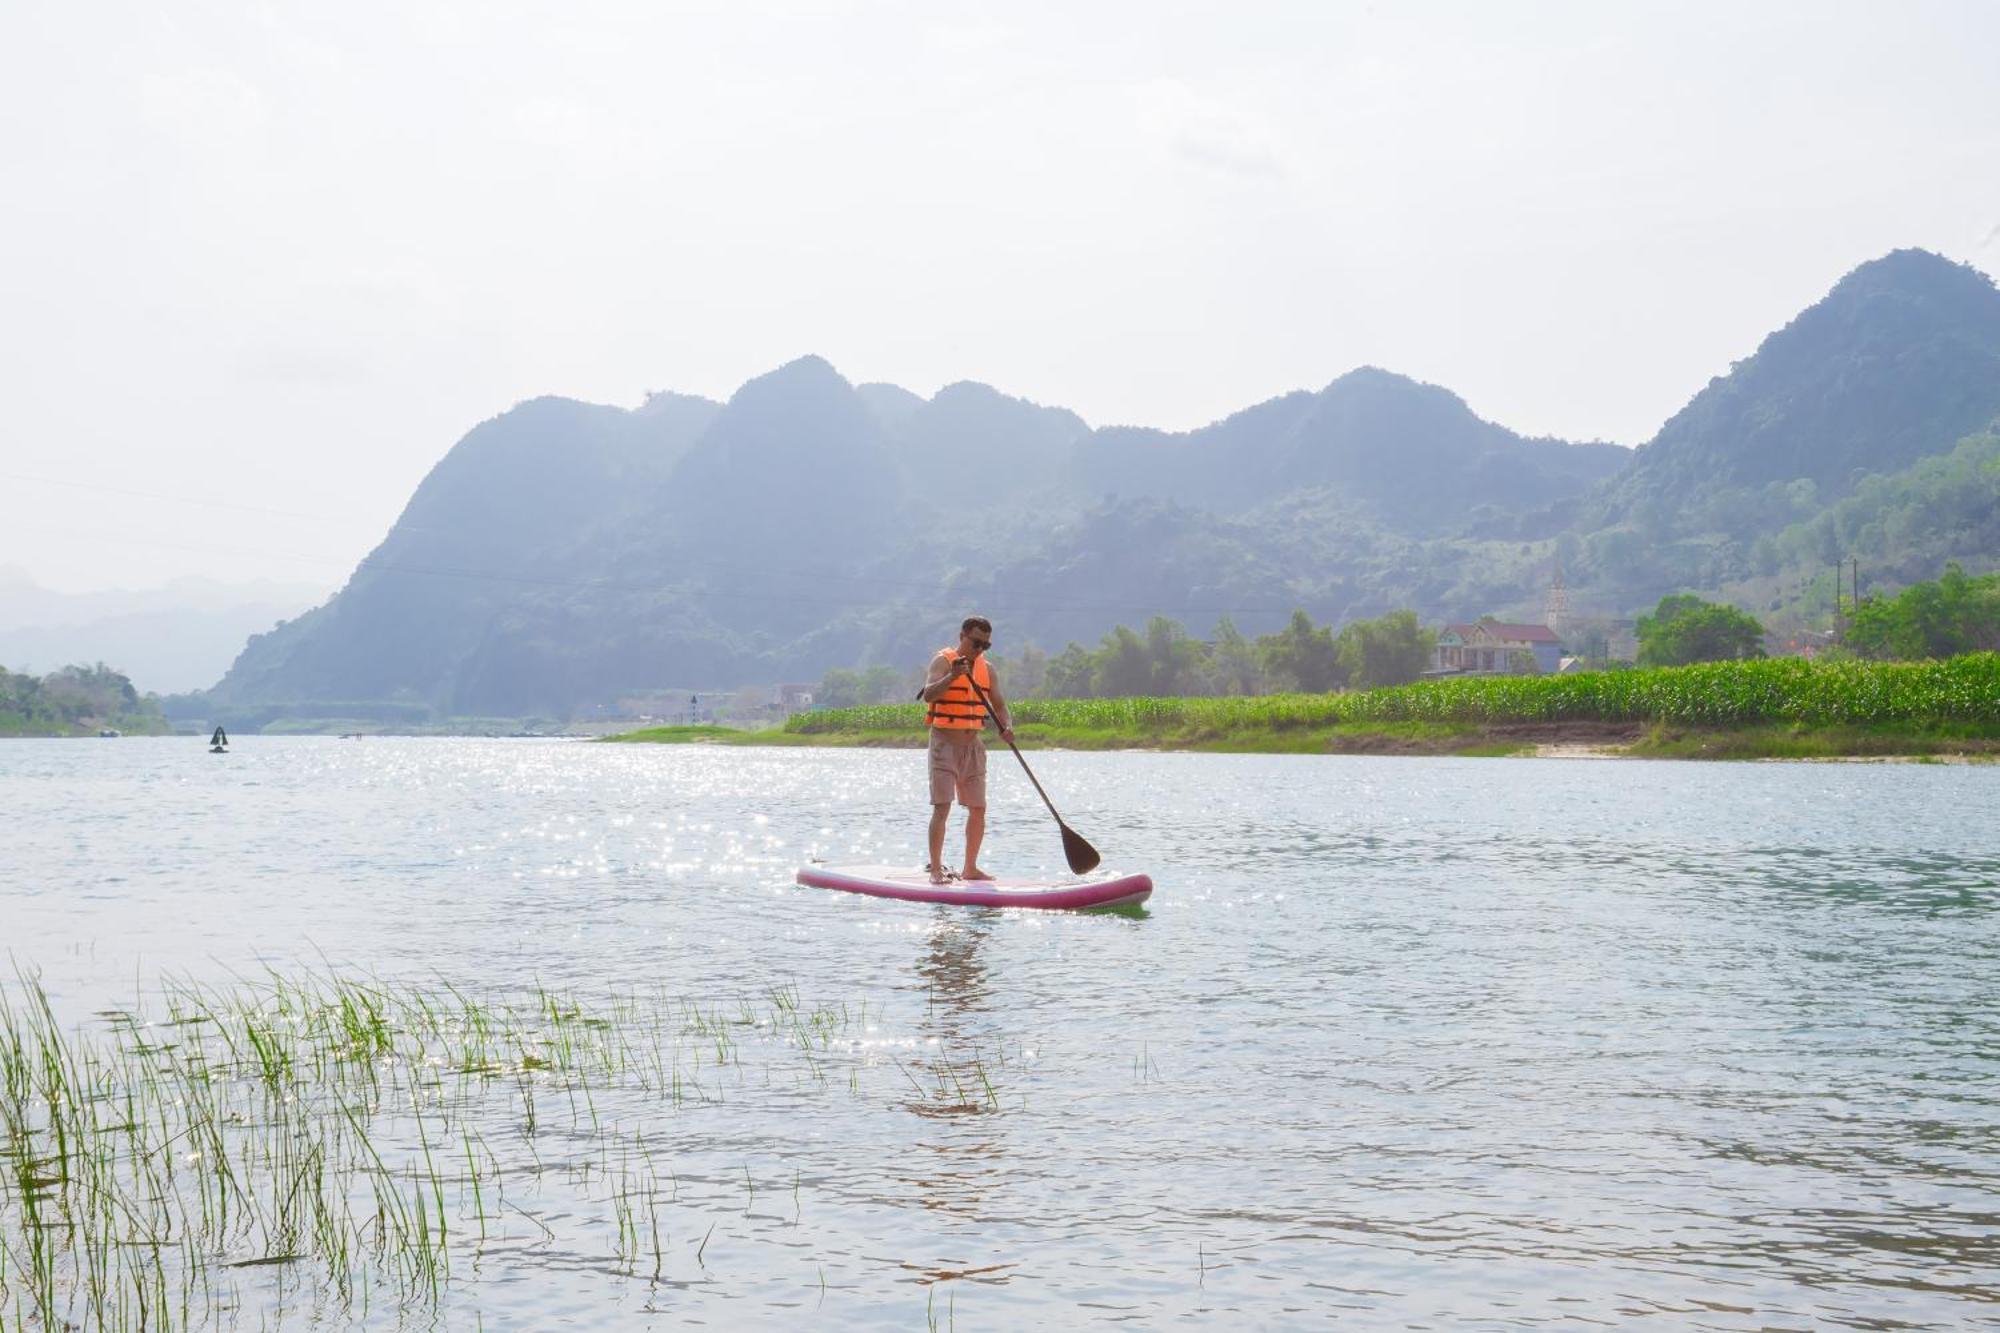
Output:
[785, 653, 2000, 736]
[0, 970, 899, 1331]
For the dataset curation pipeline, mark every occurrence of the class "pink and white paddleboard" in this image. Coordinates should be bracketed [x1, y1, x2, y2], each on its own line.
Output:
[796, 864, 1152, 910]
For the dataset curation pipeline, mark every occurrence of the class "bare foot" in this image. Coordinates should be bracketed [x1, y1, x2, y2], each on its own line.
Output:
[927, 864, 959, 885]
[960, 866, 995, 881]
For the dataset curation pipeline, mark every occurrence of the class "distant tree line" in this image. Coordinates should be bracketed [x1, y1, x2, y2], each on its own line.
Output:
[1635, 595, 1767, 668]
[1630, 566, 1999, 667]
[810, 610, 1437, 705]
[1846, 563, 2000, 659]
[808, 570, 1999, 710]
[1022, 610, 1437, 698]
[811, 665, 907, 710]
[0, 662, 167, 736]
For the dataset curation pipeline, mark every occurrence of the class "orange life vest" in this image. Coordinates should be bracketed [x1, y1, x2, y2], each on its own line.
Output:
[926, 649, 992, 730]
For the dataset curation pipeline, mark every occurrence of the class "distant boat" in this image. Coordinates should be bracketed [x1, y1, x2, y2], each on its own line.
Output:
[209, 725, 229, 754]
[98, 727, 120, 738]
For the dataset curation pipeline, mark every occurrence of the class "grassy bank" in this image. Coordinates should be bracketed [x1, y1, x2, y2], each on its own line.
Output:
[599, 724, 778, 744]
[606, 655, 2000, 758]
[1623, 720, 2000, 760]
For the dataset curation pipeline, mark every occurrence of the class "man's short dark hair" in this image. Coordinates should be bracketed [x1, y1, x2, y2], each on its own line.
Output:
[962, 616, 992, 636]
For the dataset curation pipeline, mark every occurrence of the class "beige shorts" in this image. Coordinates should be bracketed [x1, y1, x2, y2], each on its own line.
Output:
[928, 728, 987, 808]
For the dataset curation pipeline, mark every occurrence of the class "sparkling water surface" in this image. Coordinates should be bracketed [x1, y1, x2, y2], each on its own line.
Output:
[3, 737, 1998, 1328]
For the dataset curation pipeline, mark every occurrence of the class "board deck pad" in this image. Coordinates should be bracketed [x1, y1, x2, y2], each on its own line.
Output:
[796, 864, 1152, 910]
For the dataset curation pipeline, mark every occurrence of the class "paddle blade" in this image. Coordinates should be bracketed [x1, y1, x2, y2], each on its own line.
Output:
[1060, 823, 1101, 875]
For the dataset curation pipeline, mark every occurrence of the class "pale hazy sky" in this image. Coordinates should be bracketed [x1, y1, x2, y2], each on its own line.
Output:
[3, 0, 1997, 594]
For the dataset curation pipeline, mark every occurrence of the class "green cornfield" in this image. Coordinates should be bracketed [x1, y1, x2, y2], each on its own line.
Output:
[785, 654, 2000, 734]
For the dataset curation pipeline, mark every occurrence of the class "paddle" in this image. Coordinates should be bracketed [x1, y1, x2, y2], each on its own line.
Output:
[962, 673, 1101, 875]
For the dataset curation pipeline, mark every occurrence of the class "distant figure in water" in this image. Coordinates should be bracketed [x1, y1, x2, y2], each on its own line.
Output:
[918, 615, 1013, 884]
[209, 725, 228, 753]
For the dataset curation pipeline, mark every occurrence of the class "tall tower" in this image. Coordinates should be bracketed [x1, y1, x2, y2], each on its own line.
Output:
[1544, 558, 1571, 640]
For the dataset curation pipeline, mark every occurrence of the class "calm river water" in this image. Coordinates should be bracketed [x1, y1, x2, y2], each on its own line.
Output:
[3, 737, 1998, 1328]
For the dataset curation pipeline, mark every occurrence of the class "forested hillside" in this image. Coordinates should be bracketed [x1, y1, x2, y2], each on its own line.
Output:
[1075, 366, 1627, 529]
[206, 248, 2000, 724]
[1573, 249, 2000, 602]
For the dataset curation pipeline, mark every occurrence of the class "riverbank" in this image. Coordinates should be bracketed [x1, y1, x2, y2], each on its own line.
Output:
[0, 715, 173, 738]
[604, 656, 2000, 760]
[602, 717, 2000, 759]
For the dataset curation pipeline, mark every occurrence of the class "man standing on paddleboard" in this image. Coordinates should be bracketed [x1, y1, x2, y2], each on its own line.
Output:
[919, 616, 1014, 884]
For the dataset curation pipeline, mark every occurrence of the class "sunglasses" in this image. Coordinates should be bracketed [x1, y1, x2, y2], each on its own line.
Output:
[969, 637, 992, 651]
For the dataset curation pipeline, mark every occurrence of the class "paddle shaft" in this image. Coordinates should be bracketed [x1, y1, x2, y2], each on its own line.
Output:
[963, 673, 1068, 825]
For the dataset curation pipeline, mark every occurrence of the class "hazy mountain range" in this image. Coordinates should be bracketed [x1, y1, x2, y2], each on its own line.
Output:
[203, 247, 2000, 722]
[0, 569, 327, 695]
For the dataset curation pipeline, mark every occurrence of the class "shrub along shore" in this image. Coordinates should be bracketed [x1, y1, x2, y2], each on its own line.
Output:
[605, 654, 2000, 760]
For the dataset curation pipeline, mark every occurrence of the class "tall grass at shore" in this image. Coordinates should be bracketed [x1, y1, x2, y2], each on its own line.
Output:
[0, 970, 893, 1330]
[784, 654, 2000, 737]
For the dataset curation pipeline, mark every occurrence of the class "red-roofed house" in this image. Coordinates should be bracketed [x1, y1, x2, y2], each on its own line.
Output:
[1432, 620, 1564, 675]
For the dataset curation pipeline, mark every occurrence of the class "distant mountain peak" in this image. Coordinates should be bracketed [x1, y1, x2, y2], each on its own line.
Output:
[1311, 366, 1486, 430]
[737, 354, 846, 392]
[637, 388, 720, 417]
[1318, 366, 1475, 413]
[1594, 245, 2000, 526]
[1324, 364, 1414, 389]
[1826, 247, 1997, 299]
[856, 381, 926, 431]
[709, 357, 865, 432]
[933, 379, 1006, 403]
[856, 380, 921, 402]
[929, 380, 1082, 419]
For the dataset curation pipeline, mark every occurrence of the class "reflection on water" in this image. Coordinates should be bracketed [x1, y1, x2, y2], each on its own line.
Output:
[2, 737, 1999, 1327]
[903, 914, 1005, 1237]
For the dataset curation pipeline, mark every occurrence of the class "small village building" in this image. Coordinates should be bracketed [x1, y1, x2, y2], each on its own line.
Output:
[1432, 621, 1564, 675]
